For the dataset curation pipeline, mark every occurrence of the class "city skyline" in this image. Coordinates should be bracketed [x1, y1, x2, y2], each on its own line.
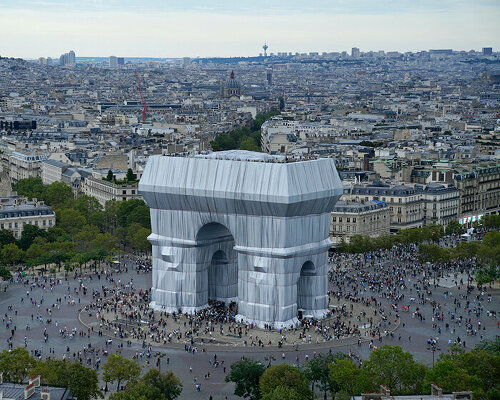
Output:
[1, 0, 499, 58]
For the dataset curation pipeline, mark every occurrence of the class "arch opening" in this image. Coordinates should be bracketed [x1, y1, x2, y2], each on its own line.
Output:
[297, 261, 316, 319]
[196, 223, 238, 307]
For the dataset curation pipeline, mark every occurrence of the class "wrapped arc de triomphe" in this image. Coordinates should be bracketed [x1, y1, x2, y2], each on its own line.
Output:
[138, 150, 342, 328]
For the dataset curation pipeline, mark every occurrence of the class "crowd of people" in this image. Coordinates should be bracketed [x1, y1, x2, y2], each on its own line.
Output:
[0, 231, 497, 398]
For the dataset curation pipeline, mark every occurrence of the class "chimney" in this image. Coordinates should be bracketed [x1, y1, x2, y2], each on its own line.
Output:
[431, 383, 443, 397]
[29, 375, 40, 388]
[41, 388, 50, 400]
[380, 385, 390, 397]
[24, 383, 35, 399]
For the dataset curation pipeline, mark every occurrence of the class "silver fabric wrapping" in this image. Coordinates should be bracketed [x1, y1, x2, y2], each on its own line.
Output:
[139, 153, 342, 328]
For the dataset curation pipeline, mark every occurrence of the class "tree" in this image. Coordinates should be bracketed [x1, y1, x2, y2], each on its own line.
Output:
[44, 181, 74, 208]
[225, 358, 266, 400]
[418, 244, 449, 264]
[113, 369, 182, 400]
[455, 350, 500, 395]
[74, 225, 101, 252]
[0, 348, 36, 382]
[74, 195, 103, 224]
[102, 354, 141, 391]
[126, 168, 135, 182]
[107, 169, 114, 181]
[478, 230, 500, 267]
[362, 345, 427, 395]
[303, 353, 342, 399]
[91, 232, 118, 254]
[128, 224, 151, 251]
[475, 337, 500, 354]
[0, 266, 12, 280]
[57, 209, 86, 234]
[0, 230, 16, 246]
[31, 359, 72, 387]
[260, 364, 311, 400]
[17, 224, 46, 250]
[126, 205, 151, 228]
[68, 362, 103, 400]
[116, 199, 147, 228]
[1, 243, 23, 266]
[262, 385, 304, 400]
[424, 360, 482, 394]
[25, 243, 45, 268]
[329, 359, 365, 398]
[445, 220, 462, 235]
[12, 177, 45, 200]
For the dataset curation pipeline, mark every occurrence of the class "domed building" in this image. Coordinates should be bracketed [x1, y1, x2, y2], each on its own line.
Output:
[220, 70, 242, 98]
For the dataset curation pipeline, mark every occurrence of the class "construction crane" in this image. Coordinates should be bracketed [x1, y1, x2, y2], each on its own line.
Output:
[135, 72, 149, 124]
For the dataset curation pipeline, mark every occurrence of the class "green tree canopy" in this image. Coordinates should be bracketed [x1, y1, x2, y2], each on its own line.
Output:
[102, 354, 141, 391]
[111, 369, 182, 400]
[225, 358, 266, 400]
[18, 224, 47, 250]
[0, 348, 36, 383]
[424, 360, 482, 394]
[126, 168, 136, 182]
[445, 220, 462, 235]
[259, 364, 310, 400]
[303, 353, 343, 399]
[1, 243, 23, 266]
[68, 362, 103, 400]
[362, 345, 427, 395]
[12, 177, 45, 200]
[44, 181, 73, 208]
[0, 230, 16, 246]
[57, 208, 87, 234]
[329, 359, 368, 397]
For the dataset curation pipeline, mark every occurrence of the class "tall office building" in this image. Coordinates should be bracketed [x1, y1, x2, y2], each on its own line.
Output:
[38, 57, 46, 65]
[351, 47, 360, 58]
[109, 56, 118, 68]
[58, 50, 76, 66]
[117, 57, 125, 66]
[182, 57, 191, 67]
[483, 47, 493, 56]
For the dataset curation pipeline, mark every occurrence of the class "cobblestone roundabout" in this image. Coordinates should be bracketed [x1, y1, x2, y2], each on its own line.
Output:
[1, 238, 498, 400]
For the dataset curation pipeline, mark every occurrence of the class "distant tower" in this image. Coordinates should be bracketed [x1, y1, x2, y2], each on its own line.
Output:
[266, 68, 272, 85]
[263, 43, 268, 57]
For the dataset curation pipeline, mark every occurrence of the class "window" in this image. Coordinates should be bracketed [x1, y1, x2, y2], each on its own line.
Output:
[346, 226, 350, 232]
[339, 217, 342, 222]
[332, 217, 336, 222]
[353, 218, 356, 223]
[122, 190, 127, 195]
[353, 226, 356, 232]
[347, 217, 350, 223]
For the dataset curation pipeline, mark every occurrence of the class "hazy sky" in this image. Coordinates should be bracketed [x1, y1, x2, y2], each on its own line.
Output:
[1, 0, 499, 58]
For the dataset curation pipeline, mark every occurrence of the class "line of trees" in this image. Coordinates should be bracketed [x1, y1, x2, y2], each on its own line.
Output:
[0, 349, 183, 400]
[226, 341, 500, 400]
[210, 108, 281, 152]
[418, 230, 500, 286]
[336, 223, 446, 254]
[0, 178, 152, 275]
